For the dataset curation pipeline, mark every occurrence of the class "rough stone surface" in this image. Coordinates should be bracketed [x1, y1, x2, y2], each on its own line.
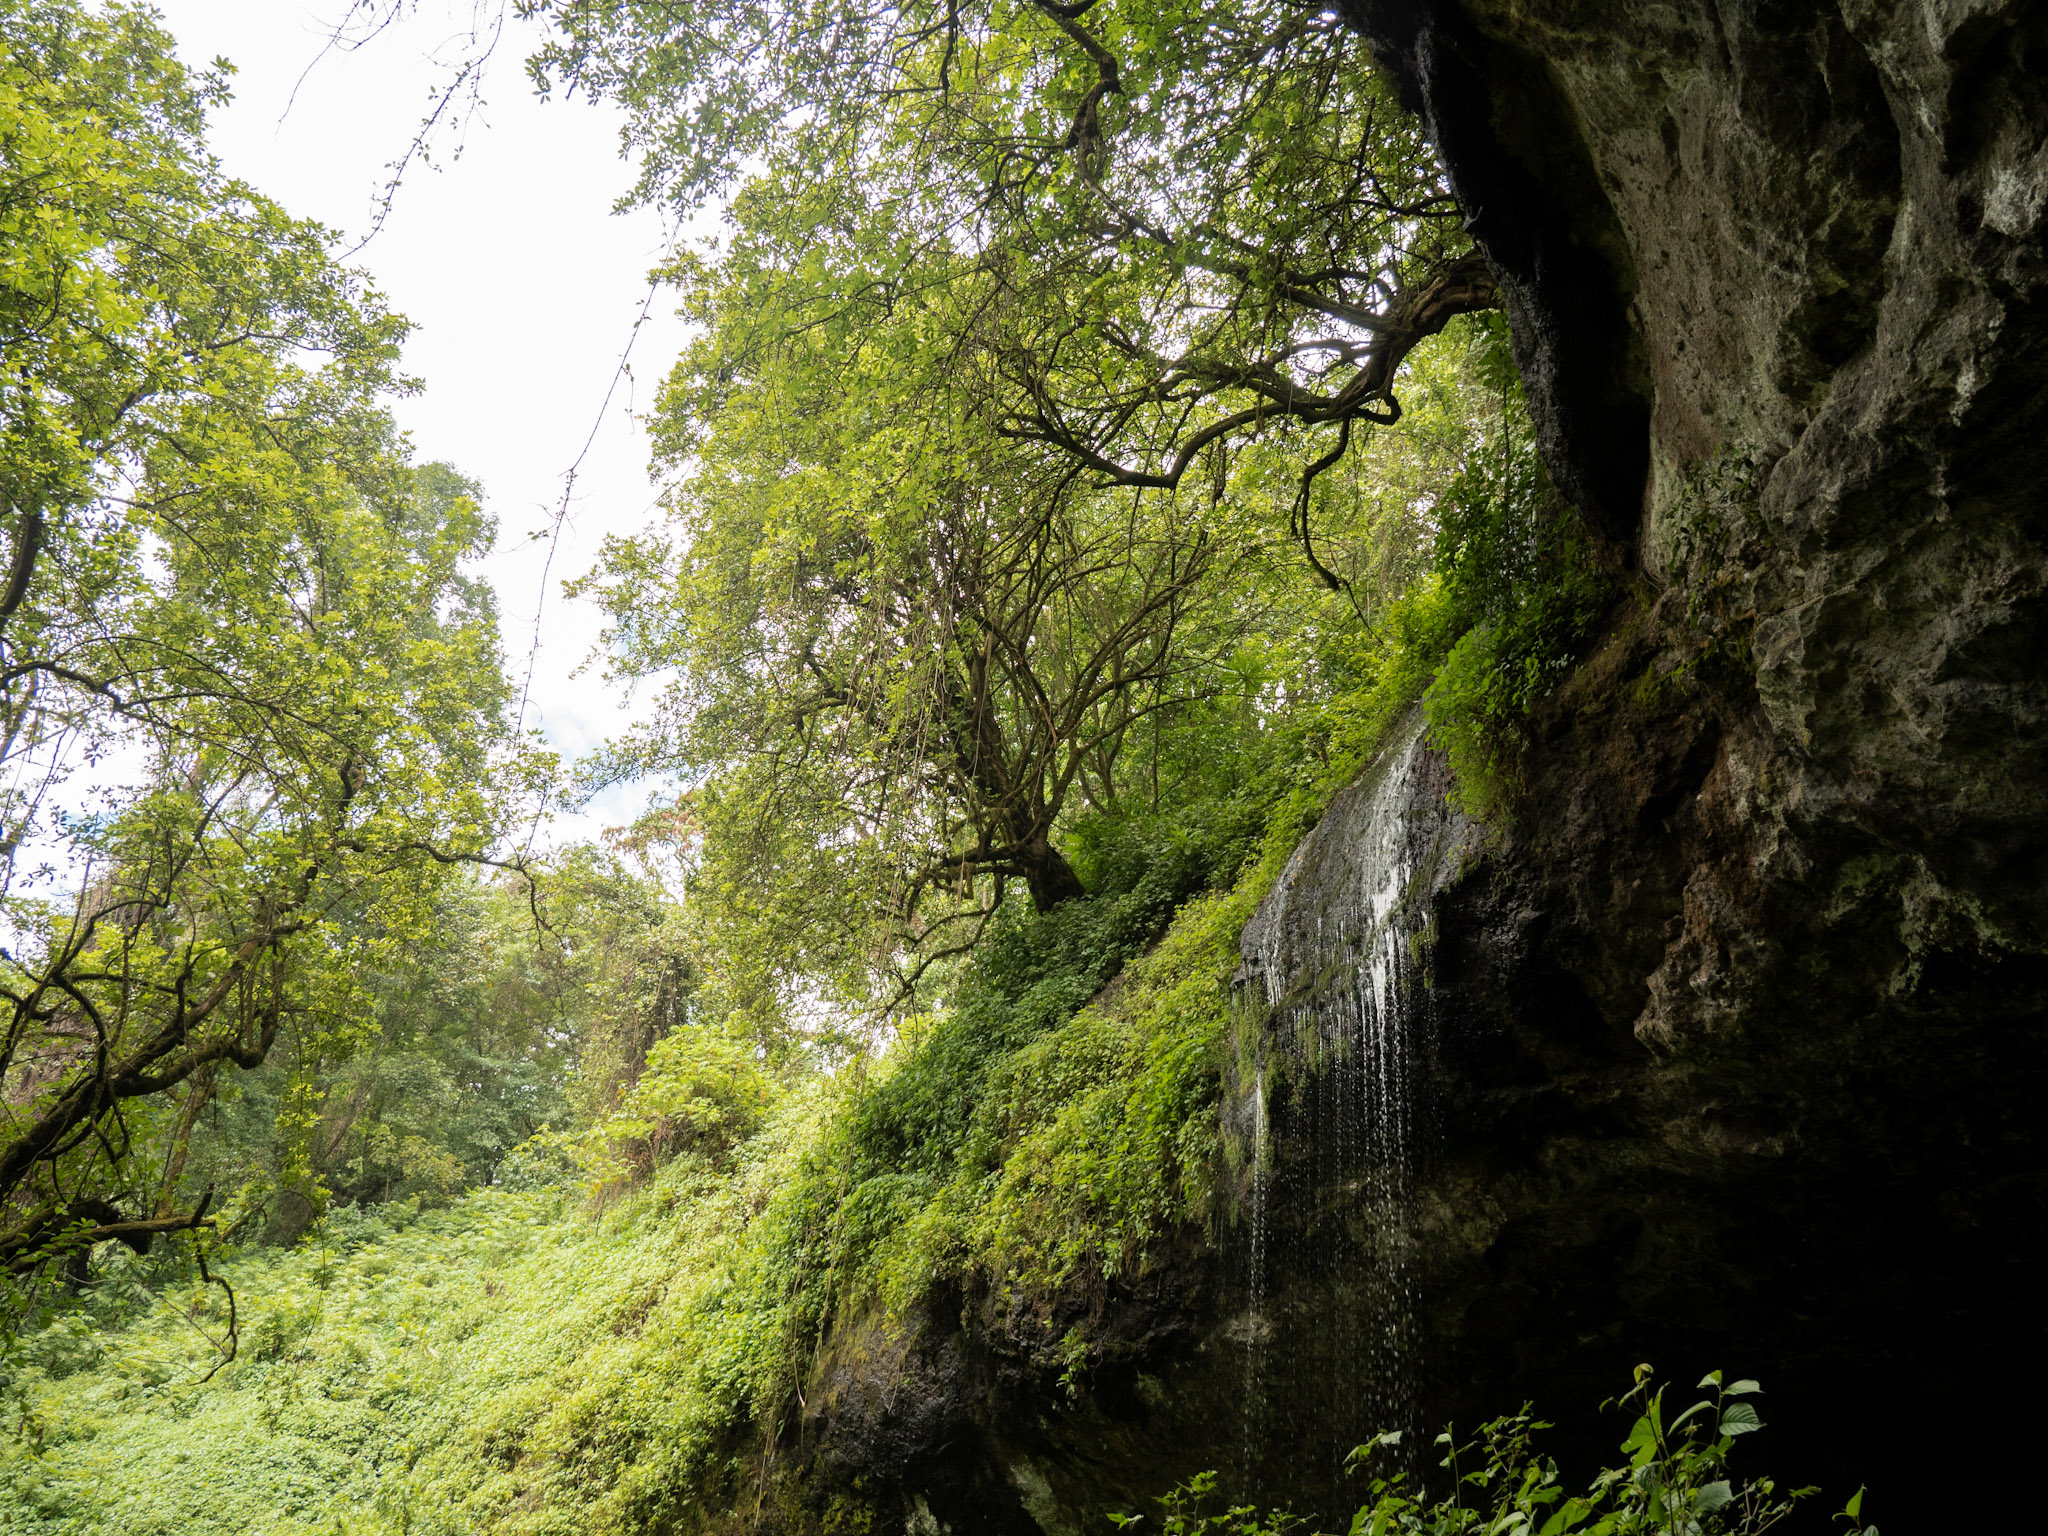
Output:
[745, 4, 2048, 1531]
[1326, 5, 2048, 1523]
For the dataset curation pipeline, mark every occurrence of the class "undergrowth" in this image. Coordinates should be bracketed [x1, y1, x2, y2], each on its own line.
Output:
[2, 373, 1601, 1531]
[4, 1190, 584, 1533]
[1420, 327, 1612, 821]
[1118, 1370, 1879, 1536]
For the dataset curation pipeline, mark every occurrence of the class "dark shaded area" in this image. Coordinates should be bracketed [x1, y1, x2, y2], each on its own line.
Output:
[1340, 0, 1653, 551]
[1306, 4, 2048, 1523]
[1415, 630, 2048, 1531]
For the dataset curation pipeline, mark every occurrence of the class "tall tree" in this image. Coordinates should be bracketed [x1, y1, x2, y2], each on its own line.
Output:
[581, 337, 1260, 1010]
[0, 2, 515, 1276]
[550, 0, 1494, 1011]
[526, 0, 1495, 529]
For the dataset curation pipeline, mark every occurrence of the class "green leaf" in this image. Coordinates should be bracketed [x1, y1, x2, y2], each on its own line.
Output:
[1694, 1481, 1733, 1514]
[1718, 1402, 1763, 1435]
[1723, 1379, 1762, 1396]
[1668, 1400, 1712, 1432]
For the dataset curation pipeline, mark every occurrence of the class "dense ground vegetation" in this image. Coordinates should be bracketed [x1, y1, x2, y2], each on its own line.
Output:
[0, 2, 1822, 1532]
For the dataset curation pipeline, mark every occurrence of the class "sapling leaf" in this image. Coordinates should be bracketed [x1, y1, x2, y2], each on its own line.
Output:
[1843, 1487, 1864, 1518]
[1723, 1379, 1761, 1396]
[1718, 1401, 1762, 1434]
[1622, 1416, 1657, 1463]
[1694, 1481, 1733, 1514]
[1668, 1400, 1712, 1432]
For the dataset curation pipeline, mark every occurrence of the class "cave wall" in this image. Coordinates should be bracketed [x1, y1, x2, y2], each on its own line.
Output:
[1337, 0, 2048, 1523]
[1345, 0, 2048, 978]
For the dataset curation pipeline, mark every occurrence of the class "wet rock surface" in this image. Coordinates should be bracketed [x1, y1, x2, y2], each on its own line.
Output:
[1336, 0, 2048, 1523]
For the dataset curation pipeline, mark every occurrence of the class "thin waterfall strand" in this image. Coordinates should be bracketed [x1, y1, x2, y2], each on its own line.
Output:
[1234, 717, 1438, 1496]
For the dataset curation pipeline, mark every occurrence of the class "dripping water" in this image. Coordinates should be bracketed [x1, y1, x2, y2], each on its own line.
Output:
[1231, 716, 1452, 1506]
[1239, 1063, 1269, 1489]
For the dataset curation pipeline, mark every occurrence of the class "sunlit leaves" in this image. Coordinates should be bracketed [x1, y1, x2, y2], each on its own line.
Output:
[541, 0, 1486, 1019]
[0, 2, 518, 1268]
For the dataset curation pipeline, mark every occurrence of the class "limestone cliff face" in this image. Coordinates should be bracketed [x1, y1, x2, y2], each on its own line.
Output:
[1337, 0, 2048, 1522]
[1344, 0, 2048, 1053]
[751, 6, 2048, 1532]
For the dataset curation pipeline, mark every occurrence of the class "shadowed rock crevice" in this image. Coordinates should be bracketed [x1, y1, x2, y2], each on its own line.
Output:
[1342, 0, 1654, 547]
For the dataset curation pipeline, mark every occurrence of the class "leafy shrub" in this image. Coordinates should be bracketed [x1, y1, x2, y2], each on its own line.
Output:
[570, 1029, 780, 1197]
[1420, 324, 1612, 819]
[1116, 1370, 1877, 1536]
[726, 572, 1469, 1337]
[1, 1189, 574, 1534]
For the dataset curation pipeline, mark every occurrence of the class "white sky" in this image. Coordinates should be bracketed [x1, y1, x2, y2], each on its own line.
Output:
[151, 0, 692, 844]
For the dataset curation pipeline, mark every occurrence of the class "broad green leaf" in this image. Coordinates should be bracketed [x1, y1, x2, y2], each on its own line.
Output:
[1718, 1401, 1763, 1435]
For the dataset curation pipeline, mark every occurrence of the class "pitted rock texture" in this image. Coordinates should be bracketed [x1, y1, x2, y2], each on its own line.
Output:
[1336, 0, 2048, 1524]
[1343, 0, 2048, 1018]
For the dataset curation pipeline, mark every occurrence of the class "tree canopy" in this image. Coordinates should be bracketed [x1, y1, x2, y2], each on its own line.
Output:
[530, 0, 1500, 1013]
[529, 0, 1493, 497]
[0, 0, 517, 1277]
[0, 9, 1643, 1532]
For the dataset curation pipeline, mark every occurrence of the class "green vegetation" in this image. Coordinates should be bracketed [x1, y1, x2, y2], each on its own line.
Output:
[0, 574, 1464, 1534]
[0, 0, 526, 1276]
[5, 1191, 579, 1533]
[1121, 1371, 1879, 1536]
[1420, 328, 1610, 819]
[555, 0, 1519, 1021]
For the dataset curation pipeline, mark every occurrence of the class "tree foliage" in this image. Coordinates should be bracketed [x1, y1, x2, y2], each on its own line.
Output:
[0, 8, 1647, 1528]
[0, 1, 515, 1281]
[526, 0, 1492, 483]
[544, 0, 1510, 1015]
